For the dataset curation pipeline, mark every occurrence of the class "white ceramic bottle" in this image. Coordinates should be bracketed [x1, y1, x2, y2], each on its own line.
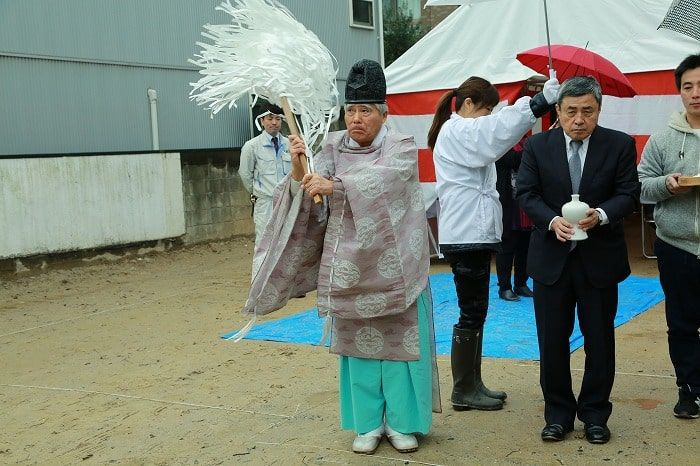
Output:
[561, 194, 589, 240]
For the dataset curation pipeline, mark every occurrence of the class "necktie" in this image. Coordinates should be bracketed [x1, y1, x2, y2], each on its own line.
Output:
[271, 136, 279, 154]
[569, 140, 582, 194]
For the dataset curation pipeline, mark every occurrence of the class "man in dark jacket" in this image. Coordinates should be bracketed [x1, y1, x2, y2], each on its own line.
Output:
[516, 76, 640, 444]
[495, 141, 534, 301]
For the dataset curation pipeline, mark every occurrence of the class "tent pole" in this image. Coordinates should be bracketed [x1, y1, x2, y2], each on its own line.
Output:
[543, 0, 553, 70]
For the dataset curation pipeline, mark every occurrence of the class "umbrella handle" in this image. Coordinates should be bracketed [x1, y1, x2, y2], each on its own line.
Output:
[281, 97, 322, 204]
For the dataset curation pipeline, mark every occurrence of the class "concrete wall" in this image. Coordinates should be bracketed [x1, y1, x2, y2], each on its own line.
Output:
[0, 154, 185, 259]
[180, 151, 253, 243]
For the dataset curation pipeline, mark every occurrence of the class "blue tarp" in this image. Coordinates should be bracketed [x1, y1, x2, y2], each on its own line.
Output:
[223, 273, 664, 360]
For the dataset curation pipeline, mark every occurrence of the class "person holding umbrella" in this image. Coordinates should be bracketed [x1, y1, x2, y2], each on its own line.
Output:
[427, 72, 559, 411]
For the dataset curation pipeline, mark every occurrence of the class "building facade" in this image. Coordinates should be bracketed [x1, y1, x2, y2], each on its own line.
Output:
[384, 0, 457, 31]
[0, 1, 383, 260]
[0, 0, 383, 156]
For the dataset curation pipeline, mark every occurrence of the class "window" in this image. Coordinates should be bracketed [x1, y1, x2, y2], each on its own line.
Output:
[401, 0, 421, 19]
[350, 0, 374, 28]
[384, 0, 421, 20]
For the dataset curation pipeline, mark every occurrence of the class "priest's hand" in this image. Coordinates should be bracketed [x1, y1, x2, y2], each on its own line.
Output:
[288, 135, 306, 182]
[301, 173, 333, 197]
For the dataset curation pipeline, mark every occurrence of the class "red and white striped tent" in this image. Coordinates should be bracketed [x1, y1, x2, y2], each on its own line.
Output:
[385, 0, 699, 209]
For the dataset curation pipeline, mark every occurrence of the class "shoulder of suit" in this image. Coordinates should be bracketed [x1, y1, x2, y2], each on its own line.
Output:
[528, 128, 561, 144]
[593, 125, 634, 142]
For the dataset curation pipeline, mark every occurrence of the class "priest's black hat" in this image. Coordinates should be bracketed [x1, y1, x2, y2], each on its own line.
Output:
[345, 59, 386, 104]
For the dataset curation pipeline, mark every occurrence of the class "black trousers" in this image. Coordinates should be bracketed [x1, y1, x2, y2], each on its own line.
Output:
[655, 238, 700, 394]
[496, 229, 531, 290]
[533, 249, 618, 427]
[443, 249, 492, 330]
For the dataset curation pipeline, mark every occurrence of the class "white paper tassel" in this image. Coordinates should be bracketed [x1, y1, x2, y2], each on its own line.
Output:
[225, 314, 257, 342]
[189, 0, 339, 152]
[318, 313, 332, 347]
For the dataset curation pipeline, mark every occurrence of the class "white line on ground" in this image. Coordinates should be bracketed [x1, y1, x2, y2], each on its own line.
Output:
[435, 359, 674, 379]
[0, 383, 292, 419]
[512, 363, 674, 379]
[571, 368, 675, 379]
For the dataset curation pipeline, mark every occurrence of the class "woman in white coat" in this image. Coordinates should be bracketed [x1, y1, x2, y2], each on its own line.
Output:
[427, 73, 559, 411]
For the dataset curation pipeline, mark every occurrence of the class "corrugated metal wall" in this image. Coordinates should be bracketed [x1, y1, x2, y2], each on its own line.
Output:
[0, 0, 382, 156]
[0, 56, 244, 155]
[0, 153, 185, 259]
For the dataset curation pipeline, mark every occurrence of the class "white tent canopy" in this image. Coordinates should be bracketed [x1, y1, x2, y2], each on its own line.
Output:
[387, 0, 698, 95]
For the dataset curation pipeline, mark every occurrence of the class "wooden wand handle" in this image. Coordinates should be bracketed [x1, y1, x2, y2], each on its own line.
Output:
[280, 97, 323, 204]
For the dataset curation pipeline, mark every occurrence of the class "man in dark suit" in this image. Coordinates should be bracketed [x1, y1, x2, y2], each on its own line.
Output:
[516, 76, 640, 444]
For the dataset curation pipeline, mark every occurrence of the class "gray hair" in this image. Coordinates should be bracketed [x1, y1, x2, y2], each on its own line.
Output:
[557, 76, 602, 107]
[344, 103, 389, 115]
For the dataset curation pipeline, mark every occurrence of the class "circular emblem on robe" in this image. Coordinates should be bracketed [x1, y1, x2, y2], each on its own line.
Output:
[389, 199, 407, 226]
[403, 326, 420, 355]
[355, 217, 377, 249]
[391, 155, 415, 181]
[333, 259, 361, 288]
[377, 248, 402, 279]
[355, 292, 388, 318]
[409, 184, 425, 211]
[409, 229, 425, 261]
[356, 170, 385, 198]
[356, 327, 384, 355]
[257, 283, 280, 312]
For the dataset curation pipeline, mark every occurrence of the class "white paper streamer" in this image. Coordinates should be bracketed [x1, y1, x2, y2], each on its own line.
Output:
[189, 0, 339, 155]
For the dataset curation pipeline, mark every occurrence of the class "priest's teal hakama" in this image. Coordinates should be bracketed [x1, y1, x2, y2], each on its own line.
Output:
[339, 290, 434, 435]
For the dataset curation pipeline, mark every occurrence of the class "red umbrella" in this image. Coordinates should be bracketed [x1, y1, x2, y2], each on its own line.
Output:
[516, 44, 637, 98]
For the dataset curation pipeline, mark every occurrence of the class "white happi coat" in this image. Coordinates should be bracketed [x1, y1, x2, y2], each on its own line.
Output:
[433, 97, 537, 245]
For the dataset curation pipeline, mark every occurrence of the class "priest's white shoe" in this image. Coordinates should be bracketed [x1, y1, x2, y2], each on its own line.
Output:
[351, 425, 384, 455]
[385, 424, 418, 453]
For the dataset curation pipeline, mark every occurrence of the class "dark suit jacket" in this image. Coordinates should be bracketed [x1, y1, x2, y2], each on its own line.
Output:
[495, 148, 521, 242]
[515, 126, 640, 287]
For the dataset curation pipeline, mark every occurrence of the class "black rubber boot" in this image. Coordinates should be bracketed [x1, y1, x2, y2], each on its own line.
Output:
[475, 327, 507, 401]
[450, 326, 504, 411]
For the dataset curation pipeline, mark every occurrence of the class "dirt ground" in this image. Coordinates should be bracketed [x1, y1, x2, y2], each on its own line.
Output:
[0, 213, 696, 465]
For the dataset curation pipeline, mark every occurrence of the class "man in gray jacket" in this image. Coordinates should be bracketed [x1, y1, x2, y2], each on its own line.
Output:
[238, 103, 291, 247]
[638, 53, 700, 419]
